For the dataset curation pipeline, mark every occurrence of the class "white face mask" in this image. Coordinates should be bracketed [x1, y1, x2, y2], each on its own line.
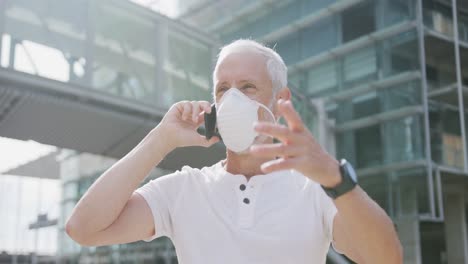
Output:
[216, 88, 276, 153]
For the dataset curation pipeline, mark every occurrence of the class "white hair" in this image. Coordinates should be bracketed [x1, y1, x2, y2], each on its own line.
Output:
[212, 39, 288, 97]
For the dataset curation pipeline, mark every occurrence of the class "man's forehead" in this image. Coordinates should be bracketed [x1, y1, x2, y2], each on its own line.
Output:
[218, 50, 266, 67]
[214, 52, 268, 81]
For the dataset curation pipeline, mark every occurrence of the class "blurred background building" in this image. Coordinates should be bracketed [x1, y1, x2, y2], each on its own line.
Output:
[0, 0, 467, 263]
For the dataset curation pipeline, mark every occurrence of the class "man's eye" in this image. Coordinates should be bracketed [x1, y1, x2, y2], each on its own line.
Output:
[217, 87, 228, 94]
[242, 84, 255, 90]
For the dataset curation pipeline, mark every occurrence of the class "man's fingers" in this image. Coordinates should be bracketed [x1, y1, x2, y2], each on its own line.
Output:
[182, 102, 192, 121]
[200, 101, 212, 114]
[195, 101, 212, 124]
[250, 143, 302, 158]
[196, 111, 206, 126]
[254, 122, 294, 143]
[191, 101, 200, 123]
[278, 99, 304, 132]
[180, 101, 211, 123]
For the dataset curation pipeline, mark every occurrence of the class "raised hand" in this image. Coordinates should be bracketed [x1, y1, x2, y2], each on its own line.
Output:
[250, 99, 341, 187]
[160, 100, 220, 150]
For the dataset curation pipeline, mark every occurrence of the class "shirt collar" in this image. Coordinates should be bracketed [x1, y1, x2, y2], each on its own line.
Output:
[212, 160, 288, 188]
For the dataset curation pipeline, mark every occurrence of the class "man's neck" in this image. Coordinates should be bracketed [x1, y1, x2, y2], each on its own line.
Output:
[223, 150, 271, 180]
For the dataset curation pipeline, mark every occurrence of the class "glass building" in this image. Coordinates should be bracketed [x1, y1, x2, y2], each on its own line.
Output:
[1, 0, 467, 263]
[178, 0, 468, 263]
[0, 0, 218, 263]
[57, 150, 177, 263]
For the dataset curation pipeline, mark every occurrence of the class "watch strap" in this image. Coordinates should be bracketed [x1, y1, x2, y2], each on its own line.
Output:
[321, 159, 357, 199]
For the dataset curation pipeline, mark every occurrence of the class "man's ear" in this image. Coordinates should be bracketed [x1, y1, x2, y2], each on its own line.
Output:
[276, 87, 291, 101]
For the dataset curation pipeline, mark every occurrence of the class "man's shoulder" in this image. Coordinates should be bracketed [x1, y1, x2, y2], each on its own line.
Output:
[172, 161, 222, 182]
[145, 161, 221, 190]
[180, 161, 220, 175]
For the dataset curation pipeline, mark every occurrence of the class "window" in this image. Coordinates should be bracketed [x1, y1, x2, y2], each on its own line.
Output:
[343, 47, 377, 84]
[381, 81, 421, 111]
[341, 1, 376, 42]
[353, 92, 379, 120]
[384, 116, 424, 163]
[275, 33, 300, 65]
[390, 51, 416, 75]
[306, 60, 337, 94]
[355, 125, 382, 168]
[301, 16, 338, 59]
[381, 0, 412, 28]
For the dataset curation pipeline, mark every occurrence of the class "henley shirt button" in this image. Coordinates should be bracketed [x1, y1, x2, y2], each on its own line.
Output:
[239, 184, 246, 191]
[243, 198, 250, 204]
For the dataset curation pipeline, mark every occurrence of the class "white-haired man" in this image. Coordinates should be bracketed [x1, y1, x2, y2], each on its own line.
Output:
[66, 39, 403, 263]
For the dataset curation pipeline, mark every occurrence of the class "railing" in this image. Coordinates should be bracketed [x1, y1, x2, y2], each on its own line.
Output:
[0, 0, 217, 110]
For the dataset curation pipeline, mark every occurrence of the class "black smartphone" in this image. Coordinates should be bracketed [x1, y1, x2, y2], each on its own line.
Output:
[204, 104, 221, 140]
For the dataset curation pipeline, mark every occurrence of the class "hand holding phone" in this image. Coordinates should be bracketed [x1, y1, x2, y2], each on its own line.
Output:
[204, 104, 221, 140]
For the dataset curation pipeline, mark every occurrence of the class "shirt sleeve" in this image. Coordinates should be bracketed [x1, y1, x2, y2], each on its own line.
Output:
[134, 169, 187, 241]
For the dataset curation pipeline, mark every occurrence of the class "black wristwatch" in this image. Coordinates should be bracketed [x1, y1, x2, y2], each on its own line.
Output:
[321, 159, 358, 199]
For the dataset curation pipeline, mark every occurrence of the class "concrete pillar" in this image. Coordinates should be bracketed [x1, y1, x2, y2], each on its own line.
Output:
[395, 189, 422, 264]
[444, 192, 468, 264]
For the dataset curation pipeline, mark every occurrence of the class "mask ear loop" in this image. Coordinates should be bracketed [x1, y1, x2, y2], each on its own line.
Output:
[257, 103, 276, 125]
[257, 103, 284, 157]
[255, 103, 279, 143]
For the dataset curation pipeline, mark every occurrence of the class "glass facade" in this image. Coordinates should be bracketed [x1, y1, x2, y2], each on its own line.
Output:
[57, 150, 177, 263]
[0, 1, 217, 262]
[0, 0, 216, 110]
[201, 0, 426, 180]
[181, 0, 468, 262]
[1, 0, 468, 263]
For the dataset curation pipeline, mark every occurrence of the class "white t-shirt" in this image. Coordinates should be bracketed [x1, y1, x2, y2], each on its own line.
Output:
[135, 161, 338, 264]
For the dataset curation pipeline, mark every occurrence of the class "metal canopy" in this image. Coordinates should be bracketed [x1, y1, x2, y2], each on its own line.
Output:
[0, 69, 225, 174]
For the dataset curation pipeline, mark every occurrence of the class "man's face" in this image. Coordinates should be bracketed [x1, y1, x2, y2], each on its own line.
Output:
[214, 51, 274, 109]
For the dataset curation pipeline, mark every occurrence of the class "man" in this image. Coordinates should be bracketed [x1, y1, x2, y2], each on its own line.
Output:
[66, 39, 402, 263]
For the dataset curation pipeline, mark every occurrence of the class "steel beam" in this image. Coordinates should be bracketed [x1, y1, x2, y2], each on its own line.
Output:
[435, 167, 444, 220]
[416, 0, 436, 218]
[288, 21, 417, 74]
[452, 0, 468, 172]
[0, 0, 5, 67]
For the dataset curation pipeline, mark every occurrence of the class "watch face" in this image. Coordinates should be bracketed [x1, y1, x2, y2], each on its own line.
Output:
[345, 162, 358, 183]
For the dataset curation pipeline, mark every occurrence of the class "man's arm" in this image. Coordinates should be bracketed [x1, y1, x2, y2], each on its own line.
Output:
[331, 186, 402, 263]
[66, 101, 218, 246]
[65, 126, 171, 246]
[250, 98, 402, 263]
